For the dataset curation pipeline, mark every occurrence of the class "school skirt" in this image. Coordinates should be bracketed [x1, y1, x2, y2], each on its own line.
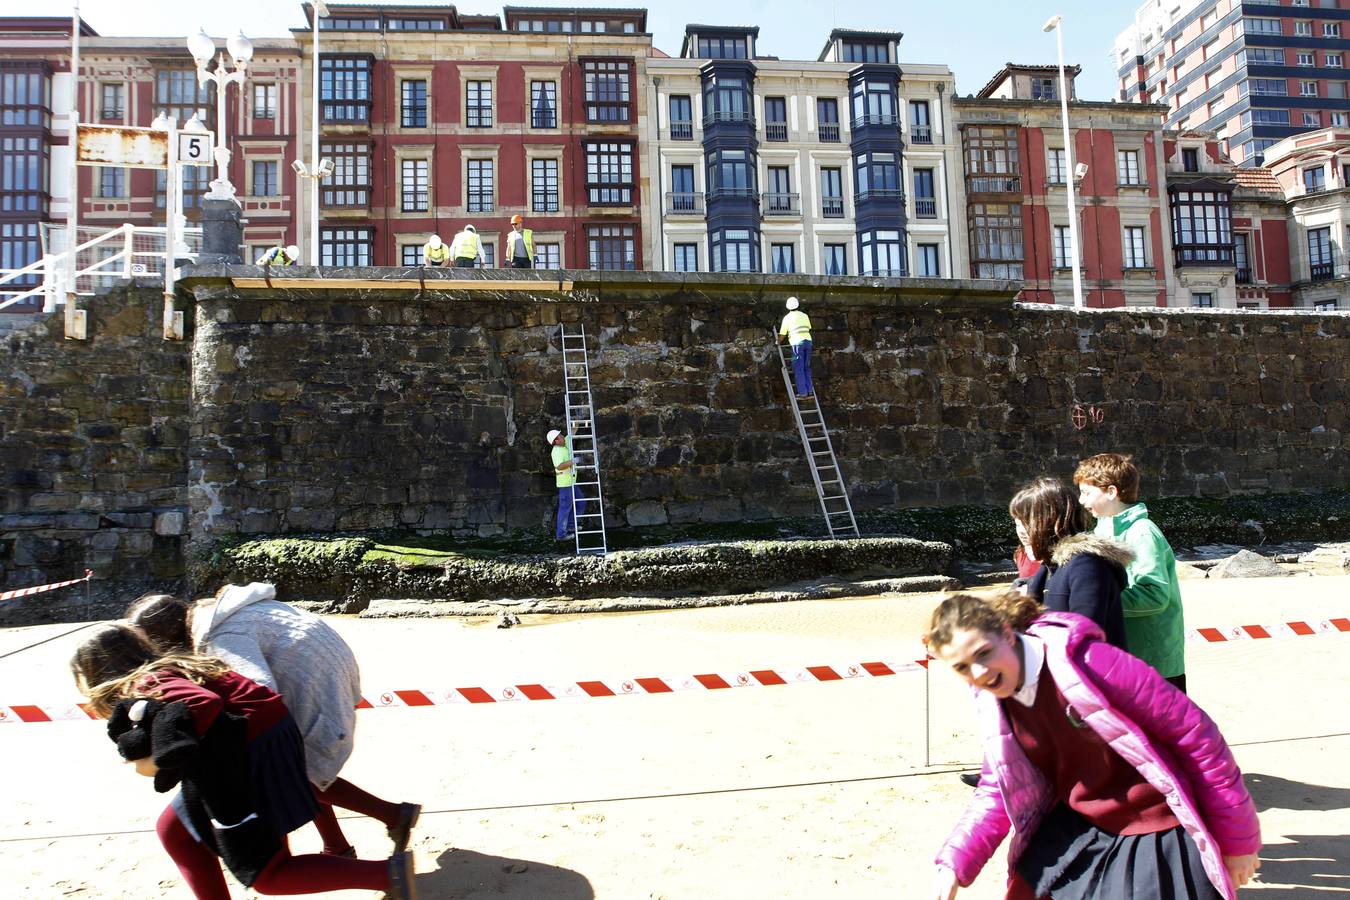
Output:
[1014, 803, 1223, 900]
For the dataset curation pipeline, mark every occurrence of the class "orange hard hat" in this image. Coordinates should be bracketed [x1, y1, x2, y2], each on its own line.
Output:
[511, 214, 523, 224]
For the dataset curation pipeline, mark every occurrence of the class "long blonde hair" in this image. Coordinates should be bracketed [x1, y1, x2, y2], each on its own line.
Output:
[71, 623, 231, 717]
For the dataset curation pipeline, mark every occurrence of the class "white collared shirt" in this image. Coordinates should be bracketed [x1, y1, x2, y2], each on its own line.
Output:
[1009, 633, 1046, 707]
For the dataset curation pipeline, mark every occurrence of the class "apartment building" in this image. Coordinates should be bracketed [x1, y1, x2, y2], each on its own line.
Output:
[1262, 126, 1350, 307]
[955, 64, 1174, 307]
[1114, 0, 1350, 168]
[294, 3, 651, 269]
[646, 25, 961, 277]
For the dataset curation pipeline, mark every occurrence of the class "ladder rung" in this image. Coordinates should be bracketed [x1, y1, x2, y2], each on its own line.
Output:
[821, 495, 847, 501]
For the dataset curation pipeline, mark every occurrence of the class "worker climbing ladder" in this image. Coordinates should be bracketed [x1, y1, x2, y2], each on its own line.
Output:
[775, 343, 860, 539]
[560, 323, 609, 556]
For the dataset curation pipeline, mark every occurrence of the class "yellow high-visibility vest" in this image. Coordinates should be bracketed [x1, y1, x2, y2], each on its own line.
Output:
[423, 242, 450, 264]
[507, 228, 534, 263]
[451, 231, 480, 260]
[779, 310, 812, 345]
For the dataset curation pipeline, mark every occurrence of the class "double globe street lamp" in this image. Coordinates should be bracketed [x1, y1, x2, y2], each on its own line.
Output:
[186, 28, 252, 262]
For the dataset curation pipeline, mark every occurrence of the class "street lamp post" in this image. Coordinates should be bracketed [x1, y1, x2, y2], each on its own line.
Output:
[1044, 14, 1085, 309]
[187, 28, 251, 263]
[306, 0, 330, 265]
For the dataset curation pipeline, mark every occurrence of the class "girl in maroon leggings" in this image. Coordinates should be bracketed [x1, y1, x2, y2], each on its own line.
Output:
[72, 624, 416, 899]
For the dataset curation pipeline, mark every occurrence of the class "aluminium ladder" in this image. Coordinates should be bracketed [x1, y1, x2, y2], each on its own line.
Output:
[560, 323, 609, 556]
[776, 342, 860, 539]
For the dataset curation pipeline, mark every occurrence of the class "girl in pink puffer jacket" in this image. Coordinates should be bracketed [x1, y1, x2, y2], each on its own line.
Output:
[926, 592, 1261, 900]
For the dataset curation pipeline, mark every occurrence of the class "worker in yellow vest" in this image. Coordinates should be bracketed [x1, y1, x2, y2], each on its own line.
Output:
[422, 234, 450, 267]
[449, 224, 485, 268]
[256, 244, 299, 266]
[505, 214, 535, 268]
[776, 296, 814, 398]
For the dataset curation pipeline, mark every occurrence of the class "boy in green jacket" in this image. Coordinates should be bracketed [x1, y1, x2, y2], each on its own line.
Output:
[1074, 453, 1188, 693]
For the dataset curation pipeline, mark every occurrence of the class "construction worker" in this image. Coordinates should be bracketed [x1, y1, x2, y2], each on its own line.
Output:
[422, 234, 450, 267]
[449, 224, 485, 268]
[548, 428, 586, 542]
[776, 296, 814, 398]
[505, 214, 534, 268]
[256, 244, 299, 266]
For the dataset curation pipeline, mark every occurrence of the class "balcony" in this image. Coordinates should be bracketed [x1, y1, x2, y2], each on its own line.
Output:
[914, 197, 937, 218]
[665, 191, 705, 215]
[822, 197, 845, 218]
[863, 267, 908, 278]
[1304, 183, 1327, 196]
[854, 188, 905, 206]
[761, 192, 801, 216]
[967, 174, 1022, 194]
[707, 187, 758, 203]
[851, 114, 898, 130]
[765, 121, 789, 142]
[670, 120, 694, 140]
[703, 110, 755, 128]
[818, 123, 841, 143]
[1174, 244, 1234, 267]
[1311, 262, 1334, 280]
[910, 125, 932, 144]
[1236, 268, 1252, 285]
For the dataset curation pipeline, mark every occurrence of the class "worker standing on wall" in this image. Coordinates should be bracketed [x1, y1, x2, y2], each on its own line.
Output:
[256, 244, 300, 267]
[422, 235, 450, 267]
[505, 215, 534, 269]
[548, 428, 586, 543]
[449, 224, 485, 268]
[776, 296, 814, 398]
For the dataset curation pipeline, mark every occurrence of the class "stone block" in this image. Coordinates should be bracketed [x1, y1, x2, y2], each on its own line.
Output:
[154, 512, 186, 536]
[625, 500, 668, 527]
[1210, 550, 1291, 579]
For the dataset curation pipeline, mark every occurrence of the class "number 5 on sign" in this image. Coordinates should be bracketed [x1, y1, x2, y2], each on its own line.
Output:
[177, 132, 214, 166]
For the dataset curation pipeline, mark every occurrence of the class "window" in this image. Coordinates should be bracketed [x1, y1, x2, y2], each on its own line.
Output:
[251, 160, 279, 197]
[842, 41, 887, 63]
[854, 150, 899, 201]
[1053, 224, 1074, 268]
[1201, 7, 1218, 29]
[668, 164, 697, 212]
[1328, 54, 1343, 69]
[823, 243, 847, 276]
[400, 159, 429, 212]
[1182, 148, 1199, 172]
[1124, 226, 1147, 268]
[1304, 112, 1322, 127]
[764, 166, 794, 214]
[1171, 189, 1233, 263]
[858, 229, 906, 277]
[478, 242, 496, 269]
[913, 168, 936, 218]
[669, 94, 693, 139]
[771, 243, 796, 273]
[1305, 165, 1327, 193]
[1246, 48, 1286, 66]
[764, 96, 788, 141]
[466, 80, 493, 127]
[696, 35, 748, 59]
[1300, 81, 1319, 97]
[1337, 112, 1350, 126]
[585, 141, 634, 205]
[401, 244, 423, 267]
[0, 222, 41, 292]
[1202, 39, 1220, 61]
[851, 78, 895, 126]
[101, 83, 124, 120]
[156, 68, 214, 126]
[1031, 78, 1056, 100]
[388, 18, 446, 30]
[588, 224, 636, 270]
[531, 81, 557, 129]
[1326, 23, 1342, 37]
[0, 136, 48, 213]
[583, 59, 631, 123]
[1295, 20, 1313, 36]
[1314, 299, 1339, 311]
[466, 159, 493, 213]
[529, 158, 560, 213]
[817, 97, 840, 142]
[252, 83, 277, 120]
[321, 17, 379, 29]
[673, 243, 698, 272]
[1, 67, 51, 128]
[1192, 292, 1214, 307]
[820, 167, 844, 217]
[156, 167, 209, 210]
[321, 141, 370, 207]
[97, 166, 125, 198]
[1248, 78, 1288, 96]
[1297, 53, 1316, 67]
[970, 202, 1023, 279]
[711, 227, 758, 272]
[320, 227, 372, 266]
[319, 56, 371, 123]
[1117, 149, 1142, 185]
[1244, 108, 1290, 125]
[916, 243, 940, 277]
[705, 72, 751, 124]
[401, 80, 427, 128]
[535, 243, 561, 269]
[1047, 148, 1067, 184]
[1234, 233, 1251, 282]
[1246, 17, 1282, 34]
[707, 148, 754, 198]
[909, 100, 932, 143]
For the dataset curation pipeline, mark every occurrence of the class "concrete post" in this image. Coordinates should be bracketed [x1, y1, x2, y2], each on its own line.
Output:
[198, 198, 243, 265]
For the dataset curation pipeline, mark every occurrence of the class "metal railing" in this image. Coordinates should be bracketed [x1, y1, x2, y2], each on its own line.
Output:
[818, 122, 841, 142]
[761, 192, 800, 215]
[707, 187, 758, 203]
[851, 114, 897, 130]
[665, 191, 706, 215]
[854, 188, 904, 205]
[1310, 262, 1334, 280]
[967, 174, 1022, 194]
[704, 110, 755, 127]
[765, 122, 789, 141]
[822, 197, 845, 218]
[670, 121, 694, 140]
[1304, 183, 1327, 195]
[914, 197, 937, 218]
[910, 125, 932, 144]
[1236, 268, 1252, 284]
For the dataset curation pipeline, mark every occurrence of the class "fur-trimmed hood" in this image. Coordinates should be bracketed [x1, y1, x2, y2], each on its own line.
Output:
[1050, 532, 1135, 569]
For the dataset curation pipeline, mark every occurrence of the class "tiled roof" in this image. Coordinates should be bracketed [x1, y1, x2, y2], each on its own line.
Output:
[976, 62, 1081, 99]
[1234, 167, 1282, 195]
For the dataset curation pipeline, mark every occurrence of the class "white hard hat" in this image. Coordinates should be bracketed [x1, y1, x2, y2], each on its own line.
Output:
[285, 245, 300, 259]
[465, 224, 476, 233]
[546, 429, 562, 444]
[786, 297, 800, 310]
[428, 235, 442, 248]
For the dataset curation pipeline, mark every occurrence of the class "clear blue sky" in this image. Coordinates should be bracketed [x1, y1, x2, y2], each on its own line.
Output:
[5, 0, 1129, 101]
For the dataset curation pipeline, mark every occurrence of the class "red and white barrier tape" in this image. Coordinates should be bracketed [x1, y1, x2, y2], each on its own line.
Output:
[0, 570, 93, 603]
[3, 615, 1347, 725]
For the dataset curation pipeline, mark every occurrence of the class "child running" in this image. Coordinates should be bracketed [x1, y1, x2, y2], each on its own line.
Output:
[927, 592, 1260, 899]
[127, 585, 420, 859]
[1074, 453, 1188, 691]
[71, 624, 416, 900]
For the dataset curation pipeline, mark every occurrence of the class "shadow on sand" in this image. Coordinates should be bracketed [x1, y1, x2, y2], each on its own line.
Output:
[415, 847, 595, 899]
[1245, 773, 1350, 813]
[1243, 773, 1350, 895]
